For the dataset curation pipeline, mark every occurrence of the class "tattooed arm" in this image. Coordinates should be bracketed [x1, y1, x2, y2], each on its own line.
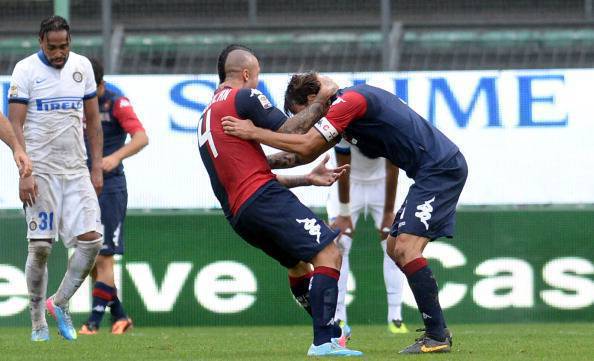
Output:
[267, 151, 308, 169]
[84, 96, 104, 195]
[276, 75, 338, 134]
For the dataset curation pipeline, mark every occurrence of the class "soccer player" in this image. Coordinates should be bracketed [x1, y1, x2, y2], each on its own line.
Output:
[79, 59, 148, 335]
[327, 143, 409, 335]
[198, 45, 362, 357]
[0, 111, 32, 178]
[221, 71, 468, 354]
[8, 15, 104, 342]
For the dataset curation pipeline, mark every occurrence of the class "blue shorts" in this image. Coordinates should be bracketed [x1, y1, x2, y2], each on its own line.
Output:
[98, 189, 127, 256]
[232, 181, 339, 269]
[391, 151, 468, 241]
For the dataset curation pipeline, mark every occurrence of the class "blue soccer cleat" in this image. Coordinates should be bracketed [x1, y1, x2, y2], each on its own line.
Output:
[307, 342, 363, 357]
[332, 321, 352, 347]
[46, 297, 77, 341]
[31, 326, 50, 341]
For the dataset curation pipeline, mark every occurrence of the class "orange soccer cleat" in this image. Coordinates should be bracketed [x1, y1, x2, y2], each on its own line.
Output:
[111, 317, 133, 334]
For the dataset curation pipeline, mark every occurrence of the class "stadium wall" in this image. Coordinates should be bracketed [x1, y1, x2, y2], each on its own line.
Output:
[0, 209, 592, 326]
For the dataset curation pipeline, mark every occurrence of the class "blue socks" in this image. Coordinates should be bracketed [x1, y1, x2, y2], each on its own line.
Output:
[310, 266, 340, 346]
[88, 281, 114, 326]
[402, 258, 447, 341]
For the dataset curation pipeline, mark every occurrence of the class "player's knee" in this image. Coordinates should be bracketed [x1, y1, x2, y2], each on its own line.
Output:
[288, 261, 313, 277]
[313, 242, 341, 269]
[28, 240, 52, 260]
[337, 234, 353, 256]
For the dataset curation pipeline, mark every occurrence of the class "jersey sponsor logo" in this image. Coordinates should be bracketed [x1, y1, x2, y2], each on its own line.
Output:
[415, 197, 436, 230]
[313, 117, 339, 142]
[36, 97, 83, 111]
[257, 94, 272, 109]
[296, 218, 321, 243]
[73, 71, 83, 83]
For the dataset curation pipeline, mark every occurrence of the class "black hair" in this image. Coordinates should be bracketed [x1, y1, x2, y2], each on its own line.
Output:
[88, 58, 104, 86]
[284, 71, 320, 115]
[217, 44, 256, 84]
[39, 15, 70, 40]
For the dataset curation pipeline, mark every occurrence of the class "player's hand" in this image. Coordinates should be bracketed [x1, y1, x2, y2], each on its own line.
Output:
[380, 211, 396, 239]
[331, 215, 354, 237]
[306, 154, 349, 186]
[222, 116, 258, 140]
[316, 75, 339, 101]
[102, 154, 121, 173]
[19, 175, 38, 207]
[13, 148, 32, 178]
[91, 165, 104, 195]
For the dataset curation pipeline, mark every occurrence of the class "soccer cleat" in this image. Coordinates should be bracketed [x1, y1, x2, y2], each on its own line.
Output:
[46, 297, 77, 341]
[111, 317, 133, 334]
[398, 328, 452, 354]
[388, 319, 409, 334]
[307, 342, 363, 357]
[79, 322, 98, 335]
[332, 321, 351, 347]
[31, 326, 50, 341]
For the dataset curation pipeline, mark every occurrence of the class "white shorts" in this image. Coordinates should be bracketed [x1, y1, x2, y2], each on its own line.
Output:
[25, 173, 102, 248]
[327, 180, 386, 230]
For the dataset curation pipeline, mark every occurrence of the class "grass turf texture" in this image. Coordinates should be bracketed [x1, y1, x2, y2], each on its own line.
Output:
[1, 323, 592, 360]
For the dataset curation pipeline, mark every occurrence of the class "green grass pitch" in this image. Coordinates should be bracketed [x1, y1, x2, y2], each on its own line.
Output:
[1, 323, 592, 360]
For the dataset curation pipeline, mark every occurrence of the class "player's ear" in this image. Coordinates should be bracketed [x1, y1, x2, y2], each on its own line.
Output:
[242, 68, 250, 83]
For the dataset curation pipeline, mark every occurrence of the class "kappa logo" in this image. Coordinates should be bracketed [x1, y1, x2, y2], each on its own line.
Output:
[296, 218, 321, 243]
[415, 196, 436, 230]
[421, 312, 432, 319]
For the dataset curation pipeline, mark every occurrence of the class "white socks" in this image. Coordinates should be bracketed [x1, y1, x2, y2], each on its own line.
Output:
[382, 239, 405, 322]
[334, 234, 352, 322]
[26, 241, 52, 330]
[53, 238, 102, 307]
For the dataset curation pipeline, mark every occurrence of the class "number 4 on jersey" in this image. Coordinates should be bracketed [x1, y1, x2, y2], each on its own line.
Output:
[198, 109, 218, 157]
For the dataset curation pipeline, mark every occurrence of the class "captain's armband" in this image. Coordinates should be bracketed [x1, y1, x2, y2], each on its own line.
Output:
[313, 117, 339, 142]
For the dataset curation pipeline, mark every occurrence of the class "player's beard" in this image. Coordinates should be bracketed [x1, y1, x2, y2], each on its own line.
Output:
[51, 54, 69, 69]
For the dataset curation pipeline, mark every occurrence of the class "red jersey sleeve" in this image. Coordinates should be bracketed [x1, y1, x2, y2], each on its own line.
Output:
[112, 97, 145, 135]
[325, 91, 368, 133]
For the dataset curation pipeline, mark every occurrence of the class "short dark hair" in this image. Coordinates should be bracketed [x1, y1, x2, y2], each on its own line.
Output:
[89, 58, 104, 86]
[39, 15, 70, 40]
[284, 72, 320, 115]
[217, 44, 256, 84]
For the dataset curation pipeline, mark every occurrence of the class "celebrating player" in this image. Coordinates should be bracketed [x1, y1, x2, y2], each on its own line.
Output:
[79, 59, 148, 335]
[198, 45, 362, 357]
[327, 142, 409, 336]
[222, 71, 468, 354]
[0, 111, 32, 178]
[8, 15, 104, 342]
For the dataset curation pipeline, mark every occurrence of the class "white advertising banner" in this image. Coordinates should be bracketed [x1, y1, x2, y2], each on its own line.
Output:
[1, 69, 592, 208]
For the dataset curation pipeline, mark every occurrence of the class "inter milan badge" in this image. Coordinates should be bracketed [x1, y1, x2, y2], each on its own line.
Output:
[73, 71, 83, 83]
[29, 221, 37, 231]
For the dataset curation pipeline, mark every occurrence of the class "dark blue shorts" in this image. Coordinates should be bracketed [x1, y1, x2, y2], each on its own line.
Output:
[391, 151, 468, 241]
[232, 181, 339, 269]
[98, 189, 127, 256]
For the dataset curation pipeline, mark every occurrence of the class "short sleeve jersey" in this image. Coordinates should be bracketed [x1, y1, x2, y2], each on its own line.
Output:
[198, 87, 287, 219]
[85, 87, 145, 193]
[314, 84, 459, 179]
[8, 51, 97, 174]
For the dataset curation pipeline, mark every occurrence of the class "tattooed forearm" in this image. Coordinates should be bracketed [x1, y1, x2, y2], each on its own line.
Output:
[267, 151, 307, 169]
[277, 175, 309, 188]
[277, 101, 326, 134]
